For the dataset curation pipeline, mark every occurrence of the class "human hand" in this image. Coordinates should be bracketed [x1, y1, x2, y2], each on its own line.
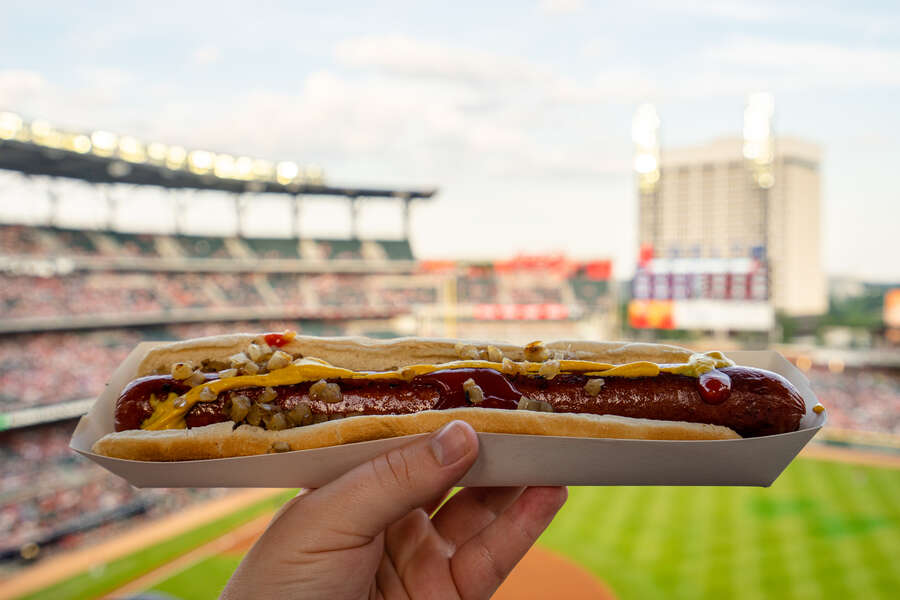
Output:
[221, 420, 567, 599]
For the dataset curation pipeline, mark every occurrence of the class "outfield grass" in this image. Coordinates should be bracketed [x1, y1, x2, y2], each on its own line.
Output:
[151, 555, 243, 600]
[19, 490, 296, 600]
[142, 458, 900, 600]
[542, 458, 900, 599]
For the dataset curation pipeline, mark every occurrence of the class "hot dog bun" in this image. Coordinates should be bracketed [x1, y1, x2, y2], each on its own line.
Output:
[92, 406, 740, 461]
[92, 334, 753, 461]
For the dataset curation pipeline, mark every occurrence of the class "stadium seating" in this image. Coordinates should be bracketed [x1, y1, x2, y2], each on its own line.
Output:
[53, 229, 96, 255]
[0, 421, 228, 569]
[318, 239, 363, 260]
[458, 277, 498, 303]
[177, 234, 228, 259]
[0, 224, 43, 255]
[0, 223, 416, 264]
[378, 239, 414, 260]
[107, 231, 159, 257]
[571, 278, 610, 305]
[244, 237, 300, 259]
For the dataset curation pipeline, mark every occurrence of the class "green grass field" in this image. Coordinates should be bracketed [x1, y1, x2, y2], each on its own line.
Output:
[19, 490, 297, 600]
[27, 458, 900, 600]
[541, 458, 900, 599]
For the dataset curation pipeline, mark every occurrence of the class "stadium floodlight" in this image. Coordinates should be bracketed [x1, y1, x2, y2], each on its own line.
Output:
[633, 153, 657, 175]
[253, 159, 274, 180]
[214, 154, 236, 178]
[235, 156, 254, 180]
[30, 119, 52, 139]
[118, 136, 146, 163]
[276, 161, 300, 185]
[30, 120, 66, 149]
[188, 150, 214, 174]
[2, 113, 327, 185]
[305, 165, 325, 185]
[632, 103, 661, 192]
[91, 130, 118, 156]
[166, 145, 187, 169]
[69, 134, 92, 154]
[0, 111, 23, 140]
[147, 142, 168, 163]
[743, 92, 775, 189]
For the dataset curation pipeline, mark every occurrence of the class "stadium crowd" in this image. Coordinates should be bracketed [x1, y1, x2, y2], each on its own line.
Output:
[0, 223, 409, 261]
[0, 272, 448, 319]
[0, 421, 229, 572]
[0, 330, 141, 410]
[1, 273, 266, 318]
[0, 323, 343, 413]
[806, 366, 900, 435]
[0, 272, 602, 320]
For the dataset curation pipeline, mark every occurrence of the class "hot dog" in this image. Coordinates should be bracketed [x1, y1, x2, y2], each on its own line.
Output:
[91, 332, 807, 461]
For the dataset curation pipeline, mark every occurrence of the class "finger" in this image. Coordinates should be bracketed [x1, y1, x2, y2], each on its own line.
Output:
[375, 551, 408, 599]
[267, 488, 313, 526]
[423, 487, 455, 517]
[289, 420, 479, 543]
[451, 486, 567, 599]
[431, 487, 524, 549]
[384, 507, 453, 579]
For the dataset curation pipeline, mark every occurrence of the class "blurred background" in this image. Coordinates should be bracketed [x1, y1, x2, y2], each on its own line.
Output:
[1, 1, 898, 598]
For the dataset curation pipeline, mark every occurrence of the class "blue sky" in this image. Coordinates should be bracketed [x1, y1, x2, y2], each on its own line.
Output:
[1, 0, 898, 280]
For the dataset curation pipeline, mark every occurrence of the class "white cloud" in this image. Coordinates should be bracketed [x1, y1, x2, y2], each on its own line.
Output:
[0, 66, 151, 133]
[77, 66, 134, 89]
[191, 45, 222, 66]
[653, 0, 783, 22]
[0, 69, 47, 110]
[538, 0, 586, 14]
[335, 35, 550, 87]
[177, 70, 627, 180]
[713, 36, 900, 88]
[550, 69, 658, 103]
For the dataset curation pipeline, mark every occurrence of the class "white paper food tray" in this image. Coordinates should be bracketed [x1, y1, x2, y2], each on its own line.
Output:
[71, 343, 825, 487]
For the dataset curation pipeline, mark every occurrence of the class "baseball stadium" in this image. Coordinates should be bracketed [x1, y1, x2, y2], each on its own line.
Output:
[0, 110, 898, 599]
[3, 4, 900, 595]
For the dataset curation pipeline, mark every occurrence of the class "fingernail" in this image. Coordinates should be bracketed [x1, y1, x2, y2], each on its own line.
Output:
[431, 421, 470, 466]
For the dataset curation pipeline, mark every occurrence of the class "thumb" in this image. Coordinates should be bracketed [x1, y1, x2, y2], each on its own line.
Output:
[294, 420, 479, 539]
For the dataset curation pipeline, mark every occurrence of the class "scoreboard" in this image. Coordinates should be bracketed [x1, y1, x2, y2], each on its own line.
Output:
[629, 258, 774, 331]
[632, 258, 768, 301]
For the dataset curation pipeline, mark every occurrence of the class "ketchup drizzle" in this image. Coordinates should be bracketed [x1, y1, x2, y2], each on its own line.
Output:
[418, 368, 522, 410]
[697, 370, 732, 405]
[264, 332, 291, 347]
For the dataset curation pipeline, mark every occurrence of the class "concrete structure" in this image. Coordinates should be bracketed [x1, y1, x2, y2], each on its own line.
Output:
[638, 136, 827, 317]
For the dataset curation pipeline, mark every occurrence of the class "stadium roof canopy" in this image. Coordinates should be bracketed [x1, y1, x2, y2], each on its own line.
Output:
[0, 113, 436, 199]
[0, 138, 436, 198]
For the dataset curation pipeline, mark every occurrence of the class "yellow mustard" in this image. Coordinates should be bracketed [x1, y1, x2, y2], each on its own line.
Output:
[141, 351, 733, 431]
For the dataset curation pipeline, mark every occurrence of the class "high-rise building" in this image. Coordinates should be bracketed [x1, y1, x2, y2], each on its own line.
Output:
[637, 135, 827, 318]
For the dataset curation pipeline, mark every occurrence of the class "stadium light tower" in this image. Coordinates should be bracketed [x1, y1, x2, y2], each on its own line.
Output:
[633, 103, 661, 257]
[632, 104, 661, 192]
[743, 92, 775, 189]
[744, 92, 775, 317]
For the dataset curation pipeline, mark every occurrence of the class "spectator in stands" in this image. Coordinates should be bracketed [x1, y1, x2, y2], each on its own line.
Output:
[0, 421, 228, 570]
